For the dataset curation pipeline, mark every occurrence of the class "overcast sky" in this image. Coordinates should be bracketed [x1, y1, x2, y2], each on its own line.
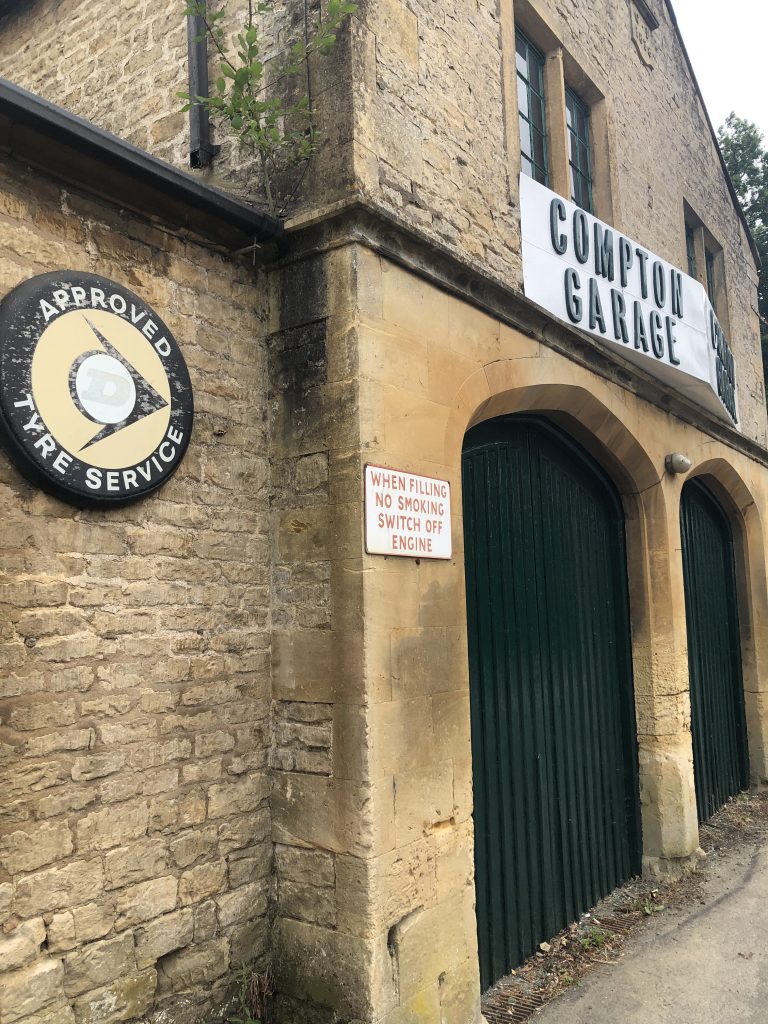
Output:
[670, 0, 768, 142]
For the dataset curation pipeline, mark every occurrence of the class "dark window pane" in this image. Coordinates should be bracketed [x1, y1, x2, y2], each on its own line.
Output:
[532, 127, 546, 173]
[686, 228, 697, 278]
[578, 140, 590, 173]
[566, 87, 593, 212]
[516, 29, 548, 185]
[517, 76, 530, 120]
[706, 250, 716, 303]
[519, 116, 532, 158]
[531, 91, 545, 134]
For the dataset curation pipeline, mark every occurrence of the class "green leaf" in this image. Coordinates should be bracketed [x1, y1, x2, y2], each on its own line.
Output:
[216, 77, 226, 93]
[221, 63, 236, 79]
[246, 25, 257, 45]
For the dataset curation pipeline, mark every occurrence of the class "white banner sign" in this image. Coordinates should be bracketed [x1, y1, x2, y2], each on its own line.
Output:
[364, 465, 452, 559]
[520, 174, 738, 428]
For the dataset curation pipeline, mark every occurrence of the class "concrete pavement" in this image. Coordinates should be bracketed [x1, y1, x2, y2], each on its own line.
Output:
[536, 844, 768, 1024]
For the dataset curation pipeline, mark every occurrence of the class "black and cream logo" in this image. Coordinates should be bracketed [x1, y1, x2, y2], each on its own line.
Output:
[0, 272, 193, 506]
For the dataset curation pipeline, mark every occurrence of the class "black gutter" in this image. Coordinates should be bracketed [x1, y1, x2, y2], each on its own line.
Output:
[0, 77, 282, 248]
[187, 5, 220, 168]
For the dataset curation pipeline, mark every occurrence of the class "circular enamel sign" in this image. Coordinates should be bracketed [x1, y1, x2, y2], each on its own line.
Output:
[0, 272, 193, 507]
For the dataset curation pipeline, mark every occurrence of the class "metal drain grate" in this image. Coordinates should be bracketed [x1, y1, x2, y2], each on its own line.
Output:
[482, 987, 546, 1024]
[598, 914, 636, 936]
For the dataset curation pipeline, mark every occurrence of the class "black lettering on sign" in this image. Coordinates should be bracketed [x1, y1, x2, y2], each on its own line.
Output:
[550, 198, 568, 254]
[564, 268, 583, 323]
[594, 224, 615, 282]
[0, 271, 194, 507]
[573, 210, 590, 264]
[611, 289, 630, 345]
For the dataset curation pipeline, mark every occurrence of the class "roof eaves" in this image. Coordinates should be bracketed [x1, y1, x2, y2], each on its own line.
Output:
[0, 77, 282, 249]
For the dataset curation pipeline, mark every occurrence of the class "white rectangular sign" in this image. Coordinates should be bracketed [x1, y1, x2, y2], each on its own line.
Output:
[519, 174, 738, 428]
[364, 465, 452, 559]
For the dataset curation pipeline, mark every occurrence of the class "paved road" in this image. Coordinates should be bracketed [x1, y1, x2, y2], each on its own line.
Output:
[535, 845, 768, 1024]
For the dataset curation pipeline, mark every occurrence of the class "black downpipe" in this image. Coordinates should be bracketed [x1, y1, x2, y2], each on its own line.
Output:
[187, 4, 221, 168]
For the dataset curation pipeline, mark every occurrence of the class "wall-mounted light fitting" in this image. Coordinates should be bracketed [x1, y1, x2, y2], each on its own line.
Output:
[665, 452, 692, 475]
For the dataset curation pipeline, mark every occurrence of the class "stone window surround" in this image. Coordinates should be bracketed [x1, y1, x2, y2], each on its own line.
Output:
[683, 199, 731, 334]
[504, 0, 616, 223]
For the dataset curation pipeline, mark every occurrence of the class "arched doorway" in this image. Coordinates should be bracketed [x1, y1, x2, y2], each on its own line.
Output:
[462, 416, 641, 991]
[681, 478, 749, 822]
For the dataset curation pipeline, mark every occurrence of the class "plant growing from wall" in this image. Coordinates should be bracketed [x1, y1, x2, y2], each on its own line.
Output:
[180, 0, 357, 216]
[227, 963, 273, 1024]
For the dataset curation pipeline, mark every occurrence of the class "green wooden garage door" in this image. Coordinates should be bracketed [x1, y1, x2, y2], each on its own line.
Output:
[681, 479, 749, 823]
[462, 417, 641, 991]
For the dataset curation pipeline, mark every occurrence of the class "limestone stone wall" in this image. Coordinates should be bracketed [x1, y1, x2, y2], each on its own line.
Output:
[349, 243, 768, 1022]
[1, 0, 762, 446]
[348, 0, 766, 443]
[0, 156, 272, 1024]
[0, 0, 355, 212]
[0, 0, 189, 164]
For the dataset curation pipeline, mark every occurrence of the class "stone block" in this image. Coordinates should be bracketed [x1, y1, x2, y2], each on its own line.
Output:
[114, 876, 178, 930]
[394, 763, 455, 846]
[193, 900, 218, 943]
[437, 956, 481, 1024]
[76, 799, 149, 852]
[278, 880, 336, 928]
[178, 860, 228, 906]
[135, 910, 195, 969]
[227, 846, 271, 887]
[105, 839, 168, 889]
[17, 1003, 76, 1024]
[431, 691, 471, 764]
[217, 809, 270, 856]
[434, 819, 474, 903]
[225, 916, 269, 965]
[148, 790, 207, 834]
[378, 986, 441, 1024]
[272, 773, 394, 858]
[156, 938, 230, 995]
[169, 825, 218, 869]
[215, 882, 269, 929]
[375, 107, 423, 183]
[0, 958, 65, 1023]
[0, 917, 46, 972]
[0, 821, 73, 874]
[14, 859, 104, 918]
[46, 911, 76, 953]
[274, 919, 396, 1021]
[74, 903, 114, 944]
[390, 628, 468, 699]
[272, 629, 364, 704]
[274, 845, 335, 887]
[72, 969, 157, 1024]
[372, 698, 435, 776]
[63, 932, 136, 998]
[0, 882, 12, 923]
[389, 891, 477, 1000]
[207, 774, 269, 818]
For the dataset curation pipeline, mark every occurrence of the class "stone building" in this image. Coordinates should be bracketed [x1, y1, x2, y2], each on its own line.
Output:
[0, 1, 765, 1023]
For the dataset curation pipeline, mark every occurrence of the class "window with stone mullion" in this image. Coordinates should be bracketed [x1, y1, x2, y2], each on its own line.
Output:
[565, 87, 593, 213]
[516, 29, 548, 185]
